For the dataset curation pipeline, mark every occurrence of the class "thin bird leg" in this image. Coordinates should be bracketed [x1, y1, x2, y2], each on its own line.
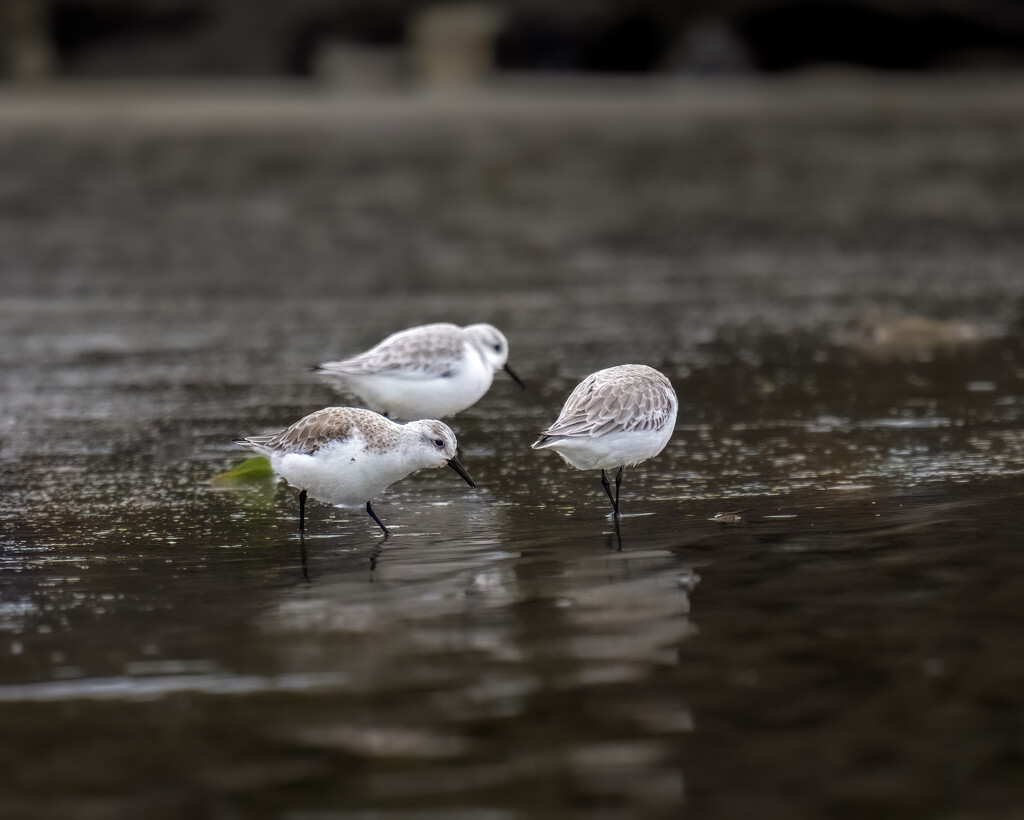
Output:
[611, 513, 623, 552]
[299, 489, 307, 532]
[366, 501, 392, 537]
[600, 470, 617, 515]
[299, 532, 309, 581]
[614, 466, 624, 516]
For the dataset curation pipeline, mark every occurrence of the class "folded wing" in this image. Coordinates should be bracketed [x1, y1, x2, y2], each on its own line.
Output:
[237, 408, 385, 456]
[316, 323, 466, 380]
[535, 369, 675, 444]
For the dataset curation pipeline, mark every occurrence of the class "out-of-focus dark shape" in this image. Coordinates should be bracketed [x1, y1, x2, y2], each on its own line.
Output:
[664, 16, 754, 74]
[495, 7, 672, 73]
[288, 1, 406, 86]
[50, 0, 205, 58]
[4, 0, 1024, 80]
[736, 1, 1024, 71]
[0, 0, 56, 78]
[48, 0, 206, 74]
[411, 3, 504, 86]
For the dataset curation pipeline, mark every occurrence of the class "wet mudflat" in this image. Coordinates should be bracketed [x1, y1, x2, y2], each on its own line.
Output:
[1, 77, 1024, 818]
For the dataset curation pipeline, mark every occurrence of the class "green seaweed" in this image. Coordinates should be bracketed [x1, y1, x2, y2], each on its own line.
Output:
[210, 456, 274, 486]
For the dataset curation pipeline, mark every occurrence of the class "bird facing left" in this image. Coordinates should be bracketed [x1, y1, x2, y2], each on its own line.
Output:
[235, 407, 475, 535]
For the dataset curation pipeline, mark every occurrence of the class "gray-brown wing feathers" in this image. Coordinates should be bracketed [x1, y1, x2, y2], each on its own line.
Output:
[237, 408, 383, 456]
[537, 368, 675, 441]
[318, 324, 466, 379]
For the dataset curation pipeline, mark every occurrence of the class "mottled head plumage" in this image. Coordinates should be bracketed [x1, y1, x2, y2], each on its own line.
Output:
[405, 418, 460, 463]
[464, 324, 510, 370]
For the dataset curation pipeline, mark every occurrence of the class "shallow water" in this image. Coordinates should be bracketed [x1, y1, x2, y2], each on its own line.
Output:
[2, 80, 1024, 818]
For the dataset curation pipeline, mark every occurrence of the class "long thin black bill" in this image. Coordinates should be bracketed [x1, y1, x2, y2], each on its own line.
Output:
[447, 457, 476, 488]
[504, 363, 526, 389]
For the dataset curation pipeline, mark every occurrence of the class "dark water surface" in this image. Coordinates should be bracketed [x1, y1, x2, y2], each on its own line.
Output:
[1, 79, 1024, 818]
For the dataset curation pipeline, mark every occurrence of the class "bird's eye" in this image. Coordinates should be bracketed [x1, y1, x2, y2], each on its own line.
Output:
[493, 344, 502, 352]
[434, 439, 445, 448]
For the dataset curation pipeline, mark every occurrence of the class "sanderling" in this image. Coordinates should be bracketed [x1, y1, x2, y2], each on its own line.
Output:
[312, 322, 524, 420]
[532, 364, 677, 516]
[235, 407, 475, 535]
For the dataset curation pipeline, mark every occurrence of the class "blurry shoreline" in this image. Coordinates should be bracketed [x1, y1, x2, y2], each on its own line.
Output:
[1, 71, 1023, 129]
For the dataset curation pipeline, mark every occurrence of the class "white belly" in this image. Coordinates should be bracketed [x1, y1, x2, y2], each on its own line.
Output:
[271, 443, 414, 508]
[346, 359, 494, 420]
[547, 425, 675, 472]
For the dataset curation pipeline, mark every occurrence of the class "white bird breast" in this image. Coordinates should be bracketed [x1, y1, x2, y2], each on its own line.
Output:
[545, 422, 676, 472]
[345, 346, 494, 419]
[271, 437, 420, 508]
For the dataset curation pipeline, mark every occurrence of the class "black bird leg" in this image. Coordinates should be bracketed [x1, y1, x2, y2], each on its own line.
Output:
[601, 470, 618, 516]
[299, 489, 307, 532]
[611, 513, 623, 552]
[299, 531, 309, 581]
[614, 466, 624, 515]
[366, 501, 391, 537]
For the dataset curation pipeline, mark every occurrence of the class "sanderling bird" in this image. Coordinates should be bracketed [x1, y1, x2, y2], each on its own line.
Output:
[312, 322, 524, 420]
[532, 364, 677, 517]
[235, 407, 475, 535]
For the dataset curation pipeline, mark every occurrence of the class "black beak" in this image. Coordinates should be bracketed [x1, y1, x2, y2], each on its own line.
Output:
[504, 363, 526, 389]
[447, 456, 476, 488]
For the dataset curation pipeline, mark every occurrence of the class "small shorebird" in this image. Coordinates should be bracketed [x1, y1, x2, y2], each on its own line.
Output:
[235, 407, 475, 535]
[312, 322, 524, 420]
[532, 365, 677, 516]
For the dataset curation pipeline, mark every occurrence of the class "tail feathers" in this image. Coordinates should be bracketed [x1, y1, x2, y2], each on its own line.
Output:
[313, 361, 355, 376]
[531, 434, 563, 450]
[235, 436, 273, 453]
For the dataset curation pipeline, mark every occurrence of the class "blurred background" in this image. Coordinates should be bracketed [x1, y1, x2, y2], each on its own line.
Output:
[3, 2, 1024, 819]
[3, 0, 1024, 82]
